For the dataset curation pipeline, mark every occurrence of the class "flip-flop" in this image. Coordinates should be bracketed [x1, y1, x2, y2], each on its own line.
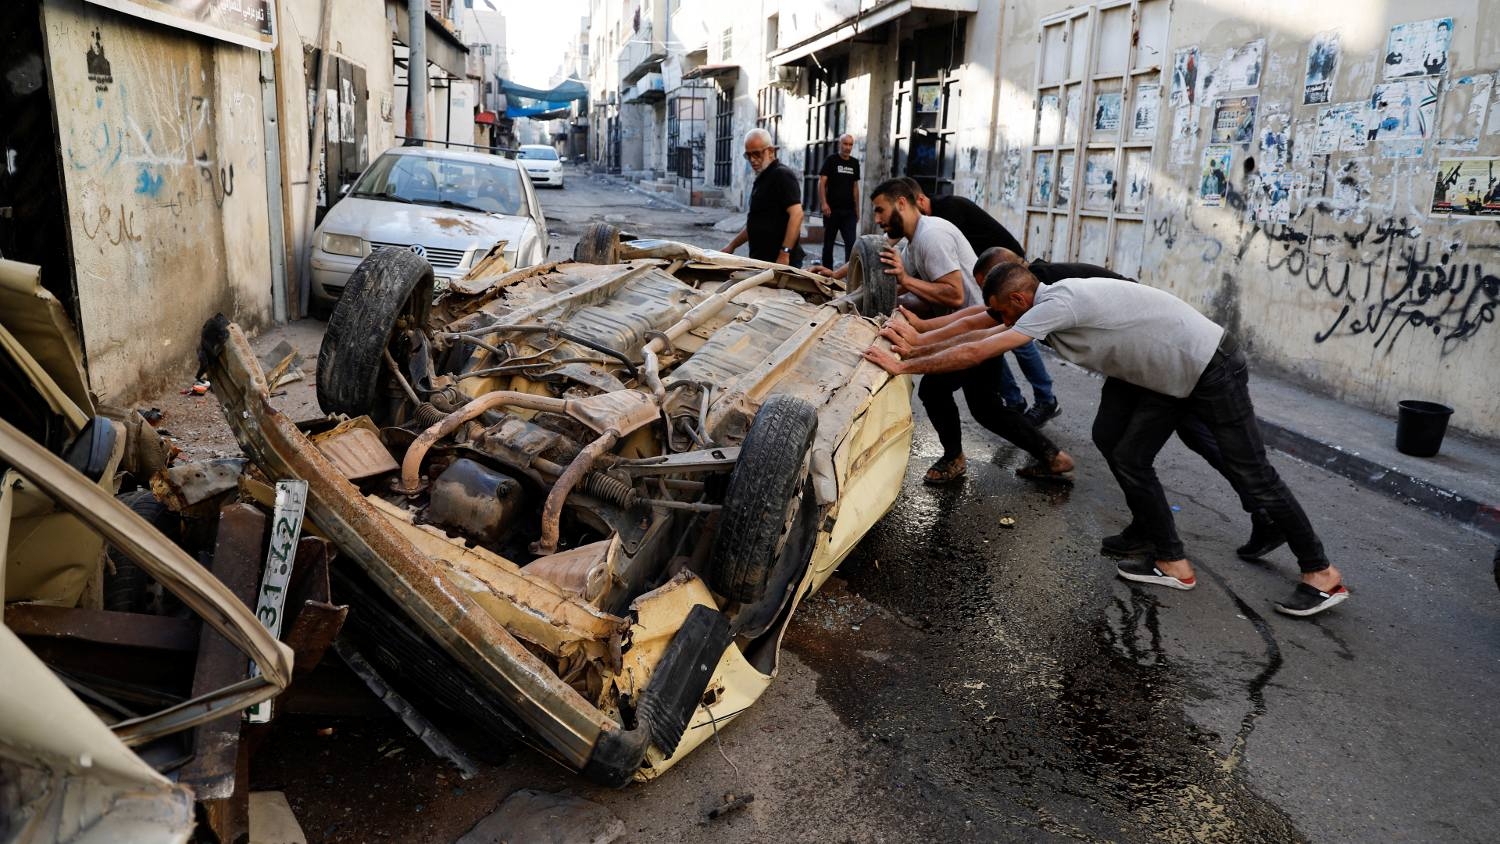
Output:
[923, 455, 967, 485]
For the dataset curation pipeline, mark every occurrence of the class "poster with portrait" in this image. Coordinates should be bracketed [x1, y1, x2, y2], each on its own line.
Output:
[1083, 152, 1116, 210]
[1211, 96, 1258, 144]
[1056, 151, 1076, 207]
[1436, 74, 1494, 151]
[1094, 92, 1123, 133]
[1199, 145, 1232, 206]
[1369, 77, 1439, 142]
[1431, 157, 1500, 216]
[1131, 83, 1160, 140]
[1170, 46, 1199, 107]
[1384, 17, 1453, 79]
[1303, 32, 1340, 105]
[1122, 150, 1151, 213]
[916, 84, 943, 114]
[1032, 152, 1054, 206]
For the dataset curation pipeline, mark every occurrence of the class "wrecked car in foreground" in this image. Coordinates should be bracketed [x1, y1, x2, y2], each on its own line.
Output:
[202, 230, 912, 783]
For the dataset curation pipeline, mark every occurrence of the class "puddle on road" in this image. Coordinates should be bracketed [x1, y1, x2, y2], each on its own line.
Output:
[786, 460, 1307, 842]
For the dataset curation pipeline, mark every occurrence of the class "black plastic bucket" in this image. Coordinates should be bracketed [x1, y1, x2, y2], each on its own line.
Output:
[1395, 400, 1454, 457]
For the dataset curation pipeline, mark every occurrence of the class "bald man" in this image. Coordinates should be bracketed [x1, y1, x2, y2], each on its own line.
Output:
[818, 134, 861, 267]
[725, 128, 805, 267]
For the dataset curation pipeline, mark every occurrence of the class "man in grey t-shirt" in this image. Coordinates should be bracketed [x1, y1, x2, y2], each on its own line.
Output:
[862, 262, 1349, 618]
[868, 178, 1071, 484]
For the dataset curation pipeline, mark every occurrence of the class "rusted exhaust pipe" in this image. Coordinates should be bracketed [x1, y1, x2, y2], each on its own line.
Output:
[533, 429, 619, 555]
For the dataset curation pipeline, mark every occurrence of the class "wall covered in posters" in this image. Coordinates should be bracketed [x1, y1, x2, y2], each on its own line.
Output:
[1129, 5, 1500, 438]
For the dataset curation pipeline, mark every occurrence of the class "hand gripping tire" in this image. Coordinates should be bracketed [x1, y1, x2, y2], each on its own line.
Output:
[846, 234, 896, 317]
[706, 394, 820, 607]
[574, 222, 621, 264]
[316, 248, 433, 425]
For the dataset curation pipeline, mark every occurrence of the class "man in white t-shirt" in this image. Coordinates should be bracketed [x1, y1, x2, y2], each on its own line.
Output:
[867, 178, 1072, 485]
[862, 261, 1349, 618]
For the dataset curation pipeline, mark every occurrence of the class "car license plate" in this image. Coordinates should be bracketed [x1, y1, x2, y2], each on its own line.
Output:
[245, 479, 309, 723]
[434, 275, 452, 292]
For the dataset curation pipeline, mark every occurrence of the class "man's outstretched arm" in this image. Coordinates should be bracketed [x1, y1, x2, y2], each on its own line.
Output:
[863, 328, 1034, 375]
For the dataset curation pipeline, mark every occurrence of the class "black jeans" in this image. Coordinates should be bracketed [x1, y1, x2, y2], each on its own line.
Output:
[822, 208, 858, 267]
[917, 355, 1061, 464]
[1091, 339, 1329, 571]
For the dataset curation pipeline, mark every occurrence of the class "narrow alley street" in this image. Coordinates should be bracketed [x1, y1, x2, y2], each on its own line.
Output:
[213, 172, 1500, 844]
[6, 1, 1500, 841]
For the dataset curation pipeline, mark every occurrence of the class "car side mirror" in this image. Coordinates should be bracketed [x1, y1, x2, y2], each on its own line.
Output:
[339, 184, 351, 196]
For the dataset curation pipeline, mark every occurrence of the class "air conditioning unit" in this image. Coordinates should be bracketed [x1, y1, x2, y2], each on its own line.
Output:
[774, 66, 801, 90]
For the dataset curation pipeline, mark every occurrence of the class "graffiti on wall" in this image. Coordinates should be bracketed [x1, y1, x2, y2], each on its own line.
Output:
[63, 29, 226, 235]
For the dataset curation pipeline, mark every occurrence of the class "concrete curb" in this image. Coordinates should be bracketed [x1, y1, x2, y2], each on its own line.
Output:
[1260, 419, 1500, 541]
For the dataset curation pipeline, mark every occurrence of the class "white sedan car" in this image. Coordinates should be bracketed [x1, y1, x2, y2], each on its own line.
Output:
[518, 143, 565, 188]
[309, 147, 549, 316]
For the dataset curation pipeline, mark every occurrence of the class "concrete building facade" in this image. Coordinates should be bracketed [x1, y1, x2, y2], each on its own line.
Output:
[581, 0, 1499, 438]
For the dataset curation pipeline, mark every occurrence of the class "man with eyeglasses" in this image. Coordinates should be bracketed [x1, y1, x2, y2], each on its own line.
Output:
[724, 128, 805, 267]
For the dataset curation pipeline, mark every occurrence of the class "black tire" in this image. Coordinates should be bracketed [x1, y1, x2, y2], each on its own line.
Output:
[706, 394, 819, 605]
[847, 234, 896, 316]
[104, 489, 178, 614]
[316, 248, 433, 425]
[574, 222, 621, 264]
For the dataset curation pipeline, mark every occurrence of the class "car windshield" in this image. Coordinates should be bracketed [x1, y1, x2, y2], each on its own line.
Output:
[352, 154, 527, 216]
[518, 147, 559, 161]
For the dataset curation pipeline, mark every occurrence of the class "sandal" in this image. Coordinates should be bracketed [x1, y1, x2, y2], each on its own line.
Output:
[923, 455, 967, 485]
[1016, 460, 1074, 482]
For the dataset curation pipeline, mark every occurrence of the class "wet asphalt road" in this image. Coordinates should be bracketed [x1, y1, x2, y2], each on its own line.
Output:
[255, 172, 1500, 842]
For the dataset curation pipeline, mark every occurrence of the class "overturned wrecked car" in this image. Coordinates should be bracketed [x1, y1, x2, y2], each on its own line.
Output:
[201, 227, 912, 783]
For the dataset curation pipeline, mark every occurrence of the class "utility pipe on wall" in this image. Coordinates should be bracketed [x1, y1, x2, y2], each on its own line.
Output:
[407, 0, 428, 143]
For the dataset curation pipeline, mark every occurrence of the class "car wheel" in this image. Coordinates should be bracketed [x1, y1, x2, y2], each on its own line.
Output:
[104, 489, 180, 614]
[574, 222, 620, 264]
[847, 234, 896, 317]
[707, 394, 820, 609]
[316, 248, 433, 426]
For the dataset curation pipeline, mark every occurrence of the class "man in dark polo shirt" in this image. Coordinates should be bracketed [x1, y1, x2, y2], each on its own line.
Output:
[818, 133, 860, 267]
[724, 128, 805, 267]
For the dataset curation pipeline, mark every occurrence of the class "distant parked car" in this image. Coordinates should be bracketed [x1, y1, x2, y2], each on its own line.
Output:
[518, 143, 566, 188]
[309, 147, 549, 317]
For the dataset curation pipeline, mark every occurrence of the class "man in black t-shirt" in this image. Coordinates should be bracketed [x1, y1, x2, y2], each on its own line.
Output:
[724, 128, 805, 267]
[923, 193, 1026, 257]
[818, 134, 861, 267]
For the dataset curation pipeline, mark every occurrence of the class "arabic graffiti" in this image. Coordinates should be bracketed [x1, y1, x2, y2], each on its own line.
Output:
[1236, 214, 1497, 355]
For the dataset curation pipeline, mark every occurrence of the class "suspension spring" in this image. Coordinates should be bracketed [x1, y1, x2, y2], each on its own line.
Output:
[582, 472, 638, 508]
[413, 402, 448, 428]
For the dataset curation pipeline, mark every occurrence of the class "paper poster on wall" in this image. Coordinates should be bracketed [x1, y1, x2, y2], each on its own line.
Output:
[1170, 47, 1199, 107]
[916, 84, 943, 114]
[1002, 149, 1023, 204]
[1436, 74, 1494, 151]
[1303, 32, 1340, 105]
[1211, 96, 1258, 144]
[1132, 84, 1160, 139]
[1063, 89, 1082, 144]
[1056, 151, 1076, 207]
[1199, 144, 1232, 206]
[1122, 150, 1151, 212]
[1251, 173, 1291, 223]
[1204, 40, 1264, 98]
[1170, 105, 1199, 164]
[1384, 17, 1453, 79]
[1094, 92, 1123, 133]
[1038, 94, 1062, 145]
[1431, 157, 1500, 216]
[1259, 125, 1290, 174]
[1369, 77, 1439, 141]
[1313, 102, 1369, 153]
[1083, 152, 1116, 210]
[1032, 152, 1054, 206]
